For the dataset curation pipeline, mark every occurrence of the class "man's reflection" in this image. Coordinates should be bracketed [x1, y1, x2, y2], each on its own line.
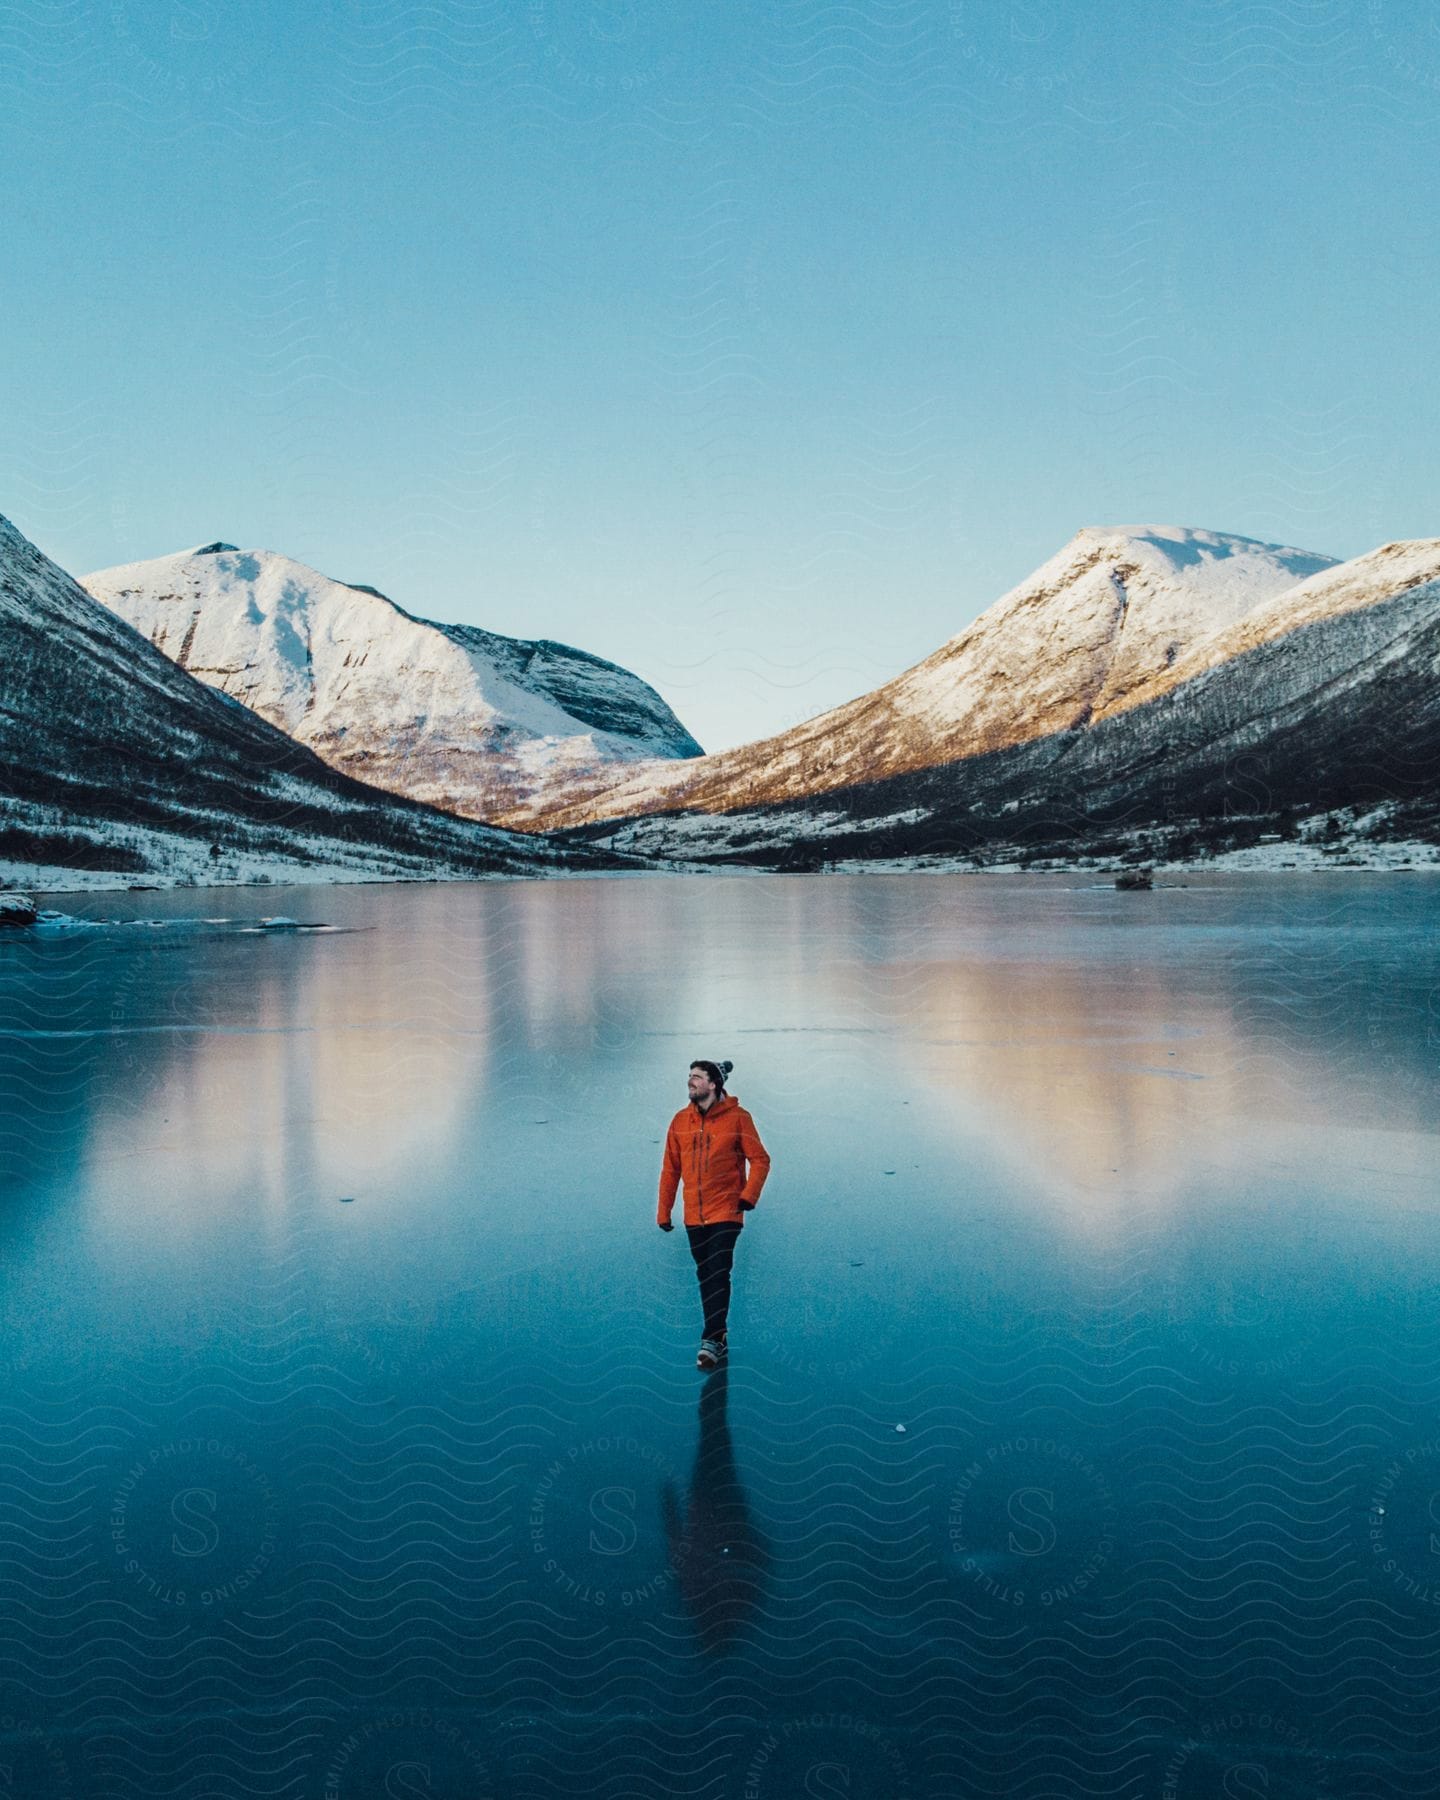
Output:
[662, 1369, 769, 1653]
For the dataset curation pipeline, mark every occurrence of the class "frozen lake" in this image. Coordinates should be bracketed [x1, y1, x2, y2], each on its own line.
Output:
[1, 870, 1437, 1798]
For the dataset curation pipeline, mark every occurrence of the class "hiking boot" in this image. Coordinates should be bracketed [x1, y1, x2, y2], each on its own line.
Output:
[696, 1337, 727, 1370]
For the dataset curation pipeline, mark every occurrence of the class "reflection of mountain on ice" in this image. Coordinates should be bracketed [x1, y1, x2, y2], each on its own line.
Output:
[883, 890, 1439, 1230]
[70, 880, 699, 1239]
[82, 543, 702, 825]
[70, 913, 491, 1232]
[529, 526, 1336, 830]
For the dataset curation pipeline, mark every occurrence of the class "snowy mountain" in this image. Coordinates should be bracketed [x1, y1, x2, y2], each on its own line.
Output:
[1096, 537, 1440, 722]
[0, 515, 615, 888]
[81, 544, 702, 825]
[544, 532, 1440, 869]
[529, 526, 1336, 831]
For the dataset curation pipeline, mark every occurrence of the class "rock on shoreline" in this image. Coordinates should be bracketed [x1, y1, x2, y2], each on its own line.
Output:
[0, 891, 39, 927]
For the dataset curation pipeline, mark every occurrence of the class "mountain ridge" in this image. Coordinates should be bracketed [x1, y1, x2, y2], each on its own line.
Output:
[81, 544, 703, 824]
[0, 514, 612, 886]
[520, 524, 1337, 831]
[551, 540, 1440, 870]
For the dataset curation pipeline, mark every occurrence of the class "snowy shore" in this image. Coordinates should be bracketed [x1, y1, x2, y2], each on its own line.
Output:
[7, 839, 1436, 898]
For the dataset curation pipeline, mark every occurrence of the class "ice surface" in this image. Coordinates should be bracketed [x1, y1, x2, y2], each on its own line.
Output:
[0, 873, 1435, 1793]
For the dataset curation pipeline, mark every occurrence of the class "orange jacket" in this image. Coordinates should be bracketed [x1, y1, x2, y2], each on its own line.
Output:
[658, 1094, 771, 1228]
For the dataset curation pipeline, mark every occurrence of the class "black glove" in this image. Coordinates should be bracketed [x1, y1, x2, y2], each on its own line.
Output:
[658, 1220, 675, 1232]
[739, 1200, 755, 1212]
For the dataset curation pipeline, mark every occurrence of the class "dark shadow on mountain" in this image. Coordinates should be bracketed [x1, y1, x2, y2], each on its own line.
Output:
[556, 582, 1440, 868]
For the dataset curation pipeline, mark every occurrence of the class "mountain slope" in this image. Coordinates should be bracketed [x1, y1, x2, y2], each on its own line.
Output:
[523, 526, 1335, 831]
[1096, 537, 1440, 722]
[0, 515, 606, 884]
[81, 544, 702, 823]
[554, 538, 1440, 869]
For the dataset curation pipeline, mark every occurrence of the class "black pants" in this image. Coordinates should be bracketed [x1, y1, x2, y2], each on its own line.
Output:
[686, 1223, 742, 1341]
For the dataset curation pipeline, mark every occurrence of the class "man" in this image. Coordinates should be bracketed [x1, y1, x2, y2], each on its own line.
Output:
[658, 1059, 771, 1370]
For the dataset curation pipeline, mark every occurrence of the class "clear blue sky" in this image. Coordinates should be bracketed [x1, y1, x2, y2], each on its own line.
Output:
[3, 2, 1436, 751]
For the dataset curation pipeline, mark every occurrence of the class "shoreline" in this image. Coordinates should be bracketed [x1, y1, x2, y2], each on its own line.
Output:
[7, 841, 1437, 899]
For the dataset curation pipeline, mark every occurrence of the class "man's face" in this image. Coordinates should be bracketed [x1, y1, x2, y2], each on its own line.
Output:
[687, 1066, 716, 1105]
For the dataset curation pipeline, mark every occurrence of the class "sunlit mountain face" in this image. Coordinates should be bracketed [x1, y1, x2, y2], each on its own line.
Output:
[0, 513, 597, 885]
[82, 541, 703, 827]
[524, 526, 1337, 832]
[545, 535, 1440, 871]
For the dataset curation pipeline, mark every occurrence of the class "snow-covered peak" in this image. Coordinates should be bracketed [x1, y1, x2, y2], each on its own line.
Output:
[0, 513, 579, 885]
[81, 543, 702, 824]
[529, 523, 1337, 830]
[1083, 524, 1337, 618]
[1101, 537, 1440, 721]
[1067, 522, 1327, 580]
[987, 522, 1331, 589]
[934, 525, 1337, 719]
